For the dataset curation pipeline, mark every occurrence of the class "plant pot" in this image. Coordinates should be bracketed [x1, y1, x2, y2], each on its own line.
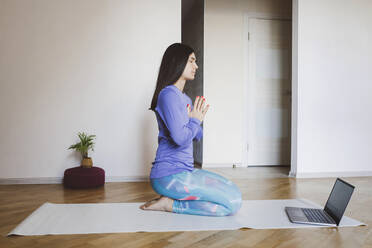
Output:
[81, 157, 93, 168]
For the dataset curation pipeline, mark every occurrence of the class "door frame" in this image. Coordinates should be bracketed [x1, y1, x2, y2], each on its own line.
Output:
[242, 6, 298, 177]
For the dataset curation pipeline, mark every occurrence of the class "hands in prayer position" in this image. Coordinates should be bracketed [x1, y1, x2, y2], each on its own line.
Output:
[187, 96, 209, 123]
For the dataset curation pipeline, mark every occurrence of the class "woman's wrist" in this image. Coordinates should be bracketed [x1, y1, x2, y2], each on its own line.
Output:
[190, 117, 202, 125]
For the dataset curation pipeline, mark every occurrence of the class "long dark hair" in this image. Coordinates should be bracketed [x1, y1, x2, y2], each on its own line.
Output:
[149, 43, 194, 112]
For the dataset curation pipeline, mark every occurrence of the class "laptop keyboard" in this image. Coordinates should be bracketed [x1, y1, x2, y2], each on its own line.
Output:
[303, 208, 332, 223]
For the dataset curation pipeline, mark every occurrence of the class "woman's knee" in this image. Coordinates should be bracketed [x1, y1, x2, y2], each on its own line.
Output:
[200, 176, 242, 215]
[211, 188, 242, 216]
[224, 179, 242, 201]
[230, 195, 242, 215]
[226, 185, 242, 215]
[217, 195, 242, 216]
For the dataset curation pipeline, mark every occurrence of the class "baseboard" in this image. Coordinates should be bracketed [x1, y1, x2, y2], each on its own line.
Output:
[106, 176, 149, 182]
[0, 177, 63, 185]
[2, 171, 370, 184]
[288, 170, 296, 178]
[0, 176, 150, 185]
[295, 171, 372, 178]
[202, 163, 243, 168]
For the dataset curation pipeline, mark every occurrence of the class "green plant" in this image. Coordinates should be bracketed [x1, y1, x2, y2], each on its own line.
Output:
[68, 132, 96, 158]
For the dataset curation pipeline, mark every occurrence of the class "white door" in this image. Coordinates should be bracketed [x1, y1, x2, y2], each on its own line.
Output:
[247, 18, 292, 166]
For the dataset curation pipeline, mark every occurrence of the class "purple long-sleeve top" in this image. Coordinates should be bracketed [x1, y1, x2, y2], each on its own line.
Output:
[150, 85, 203, 179]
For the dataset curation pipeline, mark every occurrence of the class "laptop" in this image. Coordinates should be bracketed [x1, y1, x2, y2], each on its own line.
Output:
[285, 178, 355, 226]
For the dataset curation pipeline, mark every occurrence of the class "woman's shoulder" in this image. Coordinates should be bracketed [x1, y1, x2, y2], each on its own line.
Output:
[158, 85, 193, 107]
[157, 86, 181, 107]
[159, 85, 180, 99]
[160, 85, 175, 93]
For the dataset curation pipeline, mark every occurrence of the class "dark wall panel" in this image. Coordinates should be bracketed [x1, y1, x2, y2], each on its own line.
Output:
[182, 0, 204, 166]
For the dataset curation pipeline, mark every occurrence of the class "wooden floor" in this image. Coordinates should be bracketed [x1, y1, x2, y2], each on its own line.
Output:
[1, 167, 371, 248]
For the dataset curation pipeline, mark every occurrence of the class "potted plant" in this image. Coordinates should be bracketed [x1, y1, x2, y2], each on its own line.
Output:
[68, 132, 96, 168]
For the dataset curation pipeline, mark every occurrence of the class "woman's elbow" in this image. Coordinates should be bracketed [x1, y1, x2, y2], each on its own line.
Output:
[171, 134, 191, 147]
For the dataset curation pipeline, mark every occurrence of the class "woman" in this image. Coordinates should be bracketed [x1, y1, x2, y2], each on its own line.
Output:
[140, 43, 242, 216]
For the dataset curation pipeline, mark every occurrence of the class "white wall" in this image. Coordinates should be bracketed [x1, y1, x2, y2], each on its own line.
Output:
[295, 0, 372, 177]
[1, 0, 371, 183]
[0, 0, 181, 182]
[204, 0, 244, 167]
[203, 0, 291, 167]
[204, 0, 372, 176]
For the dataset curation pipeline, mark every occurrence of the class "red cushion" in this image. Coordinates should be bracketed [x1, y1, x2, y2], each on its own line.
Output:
[63, 166, 105, 189]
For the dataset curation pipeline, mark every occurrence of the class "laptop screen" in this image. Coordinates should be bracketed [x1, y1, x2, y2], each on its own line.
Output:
[324, 178, 355, 225]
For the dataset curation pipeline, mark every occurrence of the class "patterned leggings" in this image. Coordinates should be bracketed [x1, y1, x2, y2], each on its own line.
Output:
[150, 168, 242, 216]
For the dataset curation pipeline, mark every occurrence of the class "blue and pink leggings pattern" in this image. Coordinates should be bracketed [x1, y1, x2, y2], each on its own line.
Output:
[150, 168, 242, 216]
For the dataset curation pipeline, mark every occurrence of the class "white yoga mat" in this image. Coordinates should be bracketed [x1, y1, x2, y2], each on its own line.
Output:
[7, 199, 365, 236]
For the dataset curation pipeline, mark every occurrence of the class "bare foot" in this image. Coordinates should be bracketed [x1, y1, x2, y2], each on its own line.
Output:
[139, 196, 161, 210]
[139, 196, 174, 212]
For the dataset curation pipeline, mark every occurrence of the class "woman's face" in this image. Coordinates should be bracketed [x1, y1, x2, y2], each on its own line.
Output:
[182, 53, 198, 80]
